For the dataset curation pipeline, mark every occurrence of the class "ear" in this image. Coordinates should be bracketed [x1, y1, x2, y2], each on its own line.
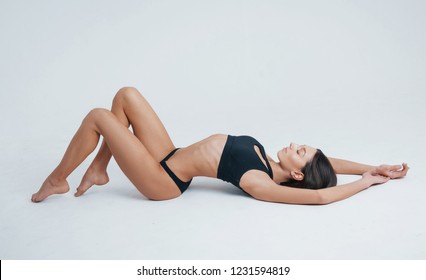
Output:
[291, 170, 304, 181]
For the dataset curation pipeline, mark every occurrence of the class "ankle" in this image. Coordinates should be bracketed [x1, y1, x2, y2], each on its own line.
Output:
[88, 163, 107, 174]
[47, 173, 66, 185]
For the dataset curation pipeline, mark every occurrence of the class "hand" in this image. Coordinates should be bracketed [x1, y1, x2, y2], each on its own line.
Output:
[373, 163, 409, 179]
[362, 171, 390, 186]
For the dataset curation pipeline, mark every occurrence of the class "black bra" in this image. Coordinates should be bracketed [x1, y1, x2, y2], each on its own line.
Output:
[217, 135, 273, 190]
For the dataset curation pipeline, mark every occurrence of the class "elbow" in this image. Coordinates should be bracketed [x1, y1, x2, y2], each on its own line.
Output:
[249, 189, 269, 202]
[317, 190, 331, 205]
[247, 186, 274, 203]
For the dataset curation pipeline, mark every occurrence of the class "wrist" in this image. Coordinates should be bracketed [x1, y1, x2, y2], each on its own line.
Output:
[360, 175, 374, 188]
[368, 165, 378, 173]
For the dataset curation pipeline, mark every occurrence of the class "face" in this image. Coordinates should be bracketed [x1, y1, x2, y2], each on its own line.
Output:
[277, 142, 317, 174]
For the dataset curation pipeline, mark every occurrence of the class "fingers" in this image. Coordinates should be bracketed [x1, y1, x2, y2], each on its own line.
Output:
[377, 166, 396, 178]
[400, 163, 409, 175]
[388, 164, 403, 171]
[402, 163, 409, 170]
[376, 163, 409, 179]
[371, 174, 390, 186]
[389, 163, 409, 179]
[373, 165, 395, 176]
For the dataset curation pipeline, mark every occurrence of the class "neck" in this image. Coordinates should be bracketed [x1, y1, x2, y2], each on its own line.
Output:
[268, 159, 292, 184]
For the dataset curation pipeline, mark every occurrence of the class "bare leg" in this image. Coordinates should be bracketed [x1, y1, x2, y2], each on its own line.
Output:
[76, 87, 175, 196]
[73, 141, 111, 197]
[32, 108, 181, 202]
[32, 111, 104, 202]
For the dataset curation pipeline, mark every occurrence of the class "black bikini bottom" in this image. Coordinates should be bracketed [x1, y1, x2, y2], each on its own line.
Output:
[160, 148, 192, 193]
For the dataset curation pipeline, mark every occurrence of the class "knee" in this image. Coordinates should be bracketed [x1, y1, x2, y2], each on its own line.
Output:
[113, 86, 143, 105]
[84, 108, 111, 123]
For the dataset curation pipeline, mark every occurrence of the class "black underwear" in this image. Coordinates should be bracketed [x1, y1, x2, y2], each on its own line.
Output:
[160, 148, 192, 193]
[217, 135, 273, 190]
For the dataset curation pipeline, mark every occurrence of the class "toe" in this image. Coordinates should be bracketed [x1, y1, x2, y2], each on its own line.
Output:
[75, 180, 92, 197]
[75, 189, 84, 197]
[31, 194, 39, 203]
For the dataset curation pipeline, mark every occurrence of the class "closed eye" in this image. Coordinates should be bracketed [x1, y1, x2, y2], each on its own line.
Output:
[298, 147, 307, 157]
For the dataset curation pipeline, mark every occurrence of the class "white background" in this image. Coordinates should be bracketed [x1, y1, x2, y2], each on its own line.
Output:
[0, 0, 425, 259]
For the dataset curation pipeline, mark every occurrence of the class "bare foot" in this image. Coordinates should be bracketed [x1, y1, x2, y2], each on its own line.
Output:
[75, 166, 109, 197]
[32, 177, 70, 202]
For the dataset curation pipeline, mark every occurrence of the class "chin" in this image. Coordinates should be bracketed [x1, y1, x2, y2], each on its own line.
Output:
[277, 150, 284, 162]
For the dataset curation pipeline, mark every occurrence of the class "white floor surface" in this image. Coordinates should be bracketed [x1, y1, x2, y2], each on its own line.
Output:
[1, 0, 425, 259]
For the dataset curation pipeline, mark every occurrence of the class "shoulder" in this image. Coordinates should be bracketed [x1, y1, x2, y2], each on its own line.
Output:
[240, 170, 274, 196]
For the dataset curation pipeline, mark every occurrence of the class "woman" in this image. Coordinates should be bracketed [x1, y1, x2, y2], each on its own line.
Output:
[32, 87, 409, 204]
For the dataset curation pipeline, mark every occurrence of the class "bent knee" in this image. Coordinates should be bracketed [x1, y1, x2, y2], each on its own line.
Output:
[114, 86, 143, 104]
[87, 108, 111, 118]
[84, 108, 112, 124]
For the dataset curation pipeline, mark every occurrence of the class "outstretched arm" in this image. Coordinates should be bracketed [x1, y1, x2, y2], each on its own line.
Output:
[317, 172, 389, 204]
[327, 157, 374, 174]
[244, 172, 390, 205]
[328, 157, 409, 179]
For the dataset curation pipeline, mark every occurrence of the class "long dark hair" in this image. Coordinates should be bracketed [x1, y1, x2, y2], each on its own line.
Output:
[281, 149, 337, 189]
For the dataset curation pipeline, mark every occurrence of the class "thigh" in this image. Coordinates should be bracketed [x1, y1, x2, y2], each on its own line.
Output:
[114, 87, 175, 162]
[94, 109, 181, 200]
